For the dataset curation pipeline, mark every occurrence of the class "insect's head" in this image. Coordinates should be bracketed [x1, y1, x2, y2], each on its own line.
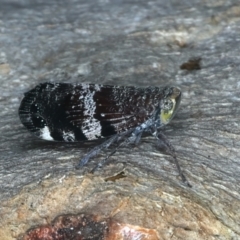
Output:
[160, 87, 181, 125]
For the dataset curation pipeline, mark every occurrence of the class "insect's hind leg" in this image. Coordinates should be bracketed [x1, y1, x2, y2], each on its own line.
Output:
[77, 129, 134, 170]
[76, 134, 119, 168]
[154, 131, 191, 187]
[90, 129, 141, 173]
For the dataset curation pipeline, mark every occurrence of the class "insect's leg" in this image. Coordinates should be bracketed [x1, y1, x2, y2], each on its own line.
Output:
[90, 143, 120, 173]
[132, 130, 143, 145]
[91, 130, 142, 173]
[76, 134, 119, 168]
[154, 131, 191, 187]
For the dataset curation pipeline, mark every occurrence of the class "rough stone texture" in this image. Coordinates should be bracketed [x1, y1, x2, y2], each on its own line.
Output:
[0, 0, 240, 239]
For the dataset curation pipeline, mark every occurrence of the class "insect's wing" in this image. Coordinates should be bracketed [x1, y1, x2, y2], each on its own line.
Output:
[19, 83, 158, 142]
[19, 82, 78, 141]
[65, 84, 156, 140]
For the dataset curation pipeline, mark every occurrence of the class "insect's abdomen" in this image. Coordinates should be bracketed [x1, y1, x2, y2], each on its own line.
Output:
[19, 82, 161, 142]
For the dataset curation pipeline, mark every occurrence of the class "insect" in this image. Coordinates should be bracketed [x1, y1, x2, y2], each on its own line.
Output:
[19, 82, 190, 186]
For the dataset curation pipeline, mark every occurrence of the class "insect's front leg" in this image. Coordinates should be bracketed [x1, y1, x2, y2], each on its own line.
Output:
[153, 130, 191, 187]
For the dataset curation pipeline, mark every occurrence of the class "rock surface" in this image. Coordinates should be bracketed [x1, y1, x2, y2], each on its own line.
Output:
[0, 0, 240, 239]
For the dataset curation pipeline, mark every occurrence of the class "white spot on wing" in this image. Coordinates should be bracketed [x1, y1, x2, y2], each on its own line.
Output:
[81, 85, 102, 139]
[82, 120, 102, 139]
[94, 84, 101, 91]
[63, 131, 75, 142]
[40, 126, 54, 141]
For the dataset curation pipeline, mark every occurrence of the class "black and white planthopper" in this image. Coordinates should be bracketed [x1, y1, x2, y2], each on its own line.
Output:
[19, 82, 190, 186]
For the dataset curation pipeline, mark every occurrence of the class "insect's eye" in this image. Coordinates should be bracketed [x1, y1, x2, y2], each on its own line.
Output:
[160, 87, 181, 125]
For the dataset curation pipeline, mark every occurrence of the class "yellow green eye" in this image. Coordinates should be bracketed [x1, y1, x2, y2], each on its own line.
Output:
[160, 87, 181, 125]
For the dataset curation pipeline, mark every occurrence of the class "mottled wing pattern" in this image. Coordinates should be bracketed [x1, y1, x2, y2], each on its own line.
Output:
[19, 82, 163, 142]
[63, 84, 160, 139]
[19, 83, 80, 141]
